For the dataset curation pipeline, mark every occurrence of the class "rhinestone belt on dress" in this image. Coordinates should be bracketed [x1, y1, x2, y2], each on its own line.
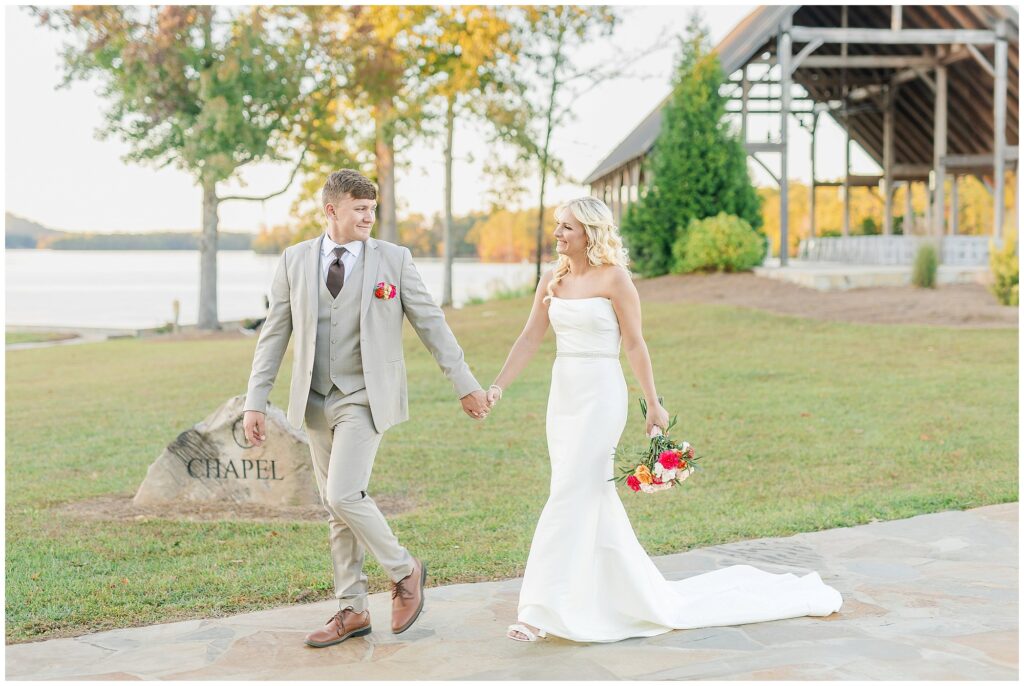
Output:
[556, 351, 619, 358]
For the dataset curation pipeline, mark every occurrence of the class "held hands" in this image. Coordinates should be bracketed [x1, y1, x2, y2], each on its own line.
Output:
[485, 384, 503, 408]
[645, 400, 671, 437]
[460, 389, 490, 420]
[243, 410, 268, 447]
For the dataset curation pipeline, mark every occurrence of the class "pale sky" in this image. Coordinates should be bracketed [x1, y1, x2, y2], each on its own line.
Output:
[5, 3, 877, 234]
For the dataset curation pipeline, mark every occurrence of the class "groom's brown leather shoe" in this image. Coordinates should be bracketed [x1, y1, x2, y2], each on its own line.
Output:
[391, 557, 427, 634]
[304, 608, 371, 648]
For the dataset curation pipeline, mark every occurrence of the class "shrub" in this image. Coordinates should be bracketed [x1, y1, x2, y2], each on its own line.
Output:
[672, 212, 766, 273]
[859, 216, 880, 235]
[911, 242, 938, 288]
[989, 233, 1019, 306]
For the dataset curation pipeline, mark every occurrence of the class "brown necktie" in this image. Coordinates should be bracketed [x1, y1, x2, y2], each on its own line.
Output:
[326, 246, 346, 298]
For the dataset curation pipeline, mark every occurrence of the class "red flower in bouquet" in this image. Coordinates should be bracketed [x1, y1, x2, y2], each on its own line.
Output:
[374, 282, 397, 299]
[658, 450, 681, 470]
[611, 397, 703, 495]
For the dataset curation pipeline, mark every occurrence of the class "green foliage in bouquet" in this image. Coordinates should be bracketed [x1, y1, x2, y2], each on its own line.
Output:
[610, 396, 703, 489]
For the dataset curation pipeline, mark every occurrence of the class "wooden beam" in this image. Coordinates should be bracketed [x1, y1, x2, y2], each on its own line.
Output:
[894, 164, 932, 179]
[789, 26, 997, 46]
[942, 149, 1020, 168]
[816, 176, 884, 187]
[745, 142, 786, 154]
[790, 38, 824, 74]
[965, 43, 995, 77]
[799, 55, 936, 69]
[848, 66, 931, 102]
[750, 153, 779, 185]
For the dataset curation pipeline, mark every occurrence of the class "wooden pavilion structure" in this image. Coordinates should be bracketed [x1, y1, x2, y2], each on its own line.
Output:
[583, 5, 1019, 266]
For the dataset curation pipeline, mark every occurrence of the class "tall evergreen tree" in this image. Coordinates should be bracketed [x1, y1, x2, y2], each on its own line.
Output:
[620, 14, 762, 276]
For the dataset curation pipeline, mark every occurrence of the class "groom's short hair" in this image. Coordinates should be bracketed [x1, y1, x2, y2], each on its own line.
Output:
[322, 169, 377, 208]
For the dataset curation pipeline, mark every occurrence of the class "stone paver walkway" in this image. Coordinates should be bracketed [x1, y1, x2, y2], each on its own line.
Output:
[6, 503, 1017, 680]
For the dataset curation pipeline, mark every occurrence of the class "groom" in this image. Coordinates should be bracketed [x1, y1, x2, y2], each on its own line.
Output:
[242, 169, 490, 648]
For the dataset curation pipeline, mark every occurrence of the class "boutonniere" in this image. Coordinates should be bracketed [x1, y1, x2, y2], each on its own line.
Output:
[374, 281, 398, 299]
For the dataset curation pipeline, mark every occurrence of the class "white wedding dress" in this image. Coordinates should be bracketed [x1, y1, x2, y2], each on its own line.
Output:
[516, 296, 843, 643]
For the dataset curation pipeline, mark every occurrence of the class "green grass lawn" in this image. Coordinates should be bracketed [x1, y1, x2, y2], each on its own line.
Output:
[5, 296, 1018, 643]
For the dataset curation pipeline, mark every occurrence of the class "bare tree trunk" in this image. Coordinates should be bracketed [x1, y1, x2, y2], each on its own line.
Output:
[374, 102, 398, 243]
[534, 163, 549, 286]
[198, 175, 220, 330]
[534, 22, 565, 288]
[442, 94, 455, 307]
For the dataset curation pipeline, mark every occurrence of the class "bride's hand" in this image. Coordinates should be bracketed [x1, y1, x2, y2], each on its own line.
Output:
[645, 401, 671, 436]
[486, 384, 503, 407]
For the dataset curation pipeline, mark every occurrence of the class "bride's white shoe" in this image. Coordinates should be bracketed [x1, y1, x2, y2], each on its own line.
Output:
[506, 623, 547, 642]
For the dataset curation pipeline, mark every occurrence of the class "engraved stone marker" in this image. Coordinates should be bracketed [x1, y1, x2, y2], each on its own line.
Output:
[133, 395, 319, 507]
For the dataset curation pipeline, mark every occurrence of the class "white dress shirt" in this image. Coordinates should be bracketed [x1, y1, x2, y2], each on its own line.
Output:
[320, 233, 363, 284]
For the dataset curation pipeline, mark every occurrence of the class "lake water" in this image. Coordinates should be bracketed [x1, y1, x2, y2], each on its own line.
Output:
[5, 250, 542, 329]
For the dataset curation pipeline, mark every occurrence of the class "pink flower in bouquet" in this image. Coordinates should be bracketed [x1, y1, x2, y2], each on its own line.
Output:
[658, 450, 681, 470]
[626, 475, 641, 491]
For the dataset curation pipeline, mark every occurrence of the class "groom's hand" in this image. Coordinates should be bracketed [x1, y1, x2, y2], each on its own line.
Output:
[243, 410, 267, 447]
[460, 390, 490, 420]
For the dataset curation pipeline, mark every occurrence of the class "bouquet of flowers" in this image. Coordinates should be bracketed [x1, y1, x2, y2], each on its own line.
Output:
[611, 396, 702, 494]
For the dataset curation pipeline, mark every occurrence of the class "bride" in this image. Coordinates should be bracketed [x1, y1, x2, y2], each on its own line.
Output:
[485, 197, 843, 643]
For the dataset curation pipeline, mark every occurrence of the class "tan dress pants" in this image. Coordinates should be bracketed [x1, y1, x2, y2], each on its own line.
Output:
[304, 386, 415, 612]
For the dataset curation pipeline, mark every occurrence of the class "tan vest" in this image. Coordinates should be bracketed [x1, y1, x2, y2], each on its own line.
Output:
[310, 245, 365, 395]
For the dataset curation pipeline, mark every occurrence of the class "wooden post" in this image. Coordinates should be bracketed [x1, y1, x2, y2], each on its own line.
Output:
[780, 18, 792, 265]
[630, 160, 641, 205]
[609, 175, 617, 223]
[993, 20, 1007, 240]
[843, 120, 851, 236]
[841, 5, 850, 238]
[933, 59, 947, 235]
[741, 65, 750, 145]
[883, 85, 894, 235]
[904, 181, 914, 234]
[810, 110, 818, 238]
[950, 174, 959, 235]
[924, 181, 932, 231]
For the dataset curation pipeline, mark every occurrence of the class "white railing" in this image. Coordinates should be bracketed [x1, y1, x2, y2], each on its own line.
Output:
[798, 235, 996, 266]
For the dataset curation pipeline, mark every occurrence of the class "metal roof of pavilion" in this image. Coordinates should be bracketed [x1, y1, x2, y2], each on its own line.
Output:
[583, 4, 1020, 186]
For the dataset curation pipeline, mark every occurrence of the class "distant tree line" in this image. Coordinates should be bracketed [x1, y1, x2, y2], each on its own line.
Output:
[38, 232, 254, 251]
[253, 206, 555, 263]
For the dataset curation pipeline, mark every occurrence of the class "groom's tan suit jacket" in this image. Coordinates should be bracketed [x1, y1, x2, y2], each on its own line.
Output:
[244, 235, 482, 434]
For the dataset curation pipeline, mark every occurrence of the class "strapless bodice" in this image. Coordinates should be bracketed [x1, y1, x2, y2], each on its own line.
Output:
[548, 296, 621, 357]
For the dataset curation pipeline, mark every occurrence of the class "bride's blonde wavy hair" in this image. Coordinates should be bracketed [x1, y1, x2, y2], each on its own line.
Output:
[543, 196, 630, 305]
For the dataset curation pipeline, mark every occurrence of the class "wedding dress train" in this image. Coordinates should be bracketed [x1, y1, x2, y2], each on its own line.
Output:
[515, 296, 843, 643]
